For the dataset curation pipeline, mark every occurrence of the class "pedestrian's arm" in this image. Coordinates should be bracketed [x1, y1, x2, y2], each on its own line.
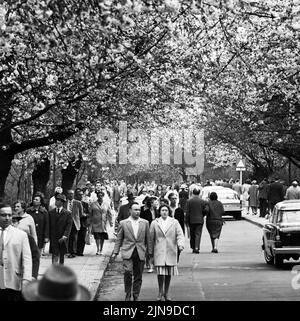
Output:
[113, 222, 124, 256]
[175, 221, 185, 251]
[63, 213, 73, 239]
[145, 221, 151, 253]
[21, 233, 32, 285]
[107, 205, 113, 227]
[203, 201, 209, 216]
[44, 209, 50, 242]
[148, 222, 155, 256]
[185, 201, 190, 226]
[30, 217, 38, 245]
[79, 201, 84, 218]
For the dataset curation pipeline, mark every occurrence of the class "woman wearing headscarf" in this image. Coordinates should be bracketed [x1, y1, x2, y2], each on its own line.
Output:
[206, 192, 225, 253]
[149, 204, 185, 301]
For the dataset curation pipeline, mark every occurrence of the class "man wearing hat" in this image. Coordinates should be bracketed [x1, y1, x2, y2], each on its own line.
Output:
[48, 194, 73, 265]
[22, 264, 91, 301]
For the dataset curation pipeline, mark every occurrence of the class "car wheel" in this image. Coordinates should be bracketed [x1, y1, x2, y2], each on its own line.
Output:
[274, 254, 284, 268]
[263, 243, 274, 265]
[234, 211, 242, 220]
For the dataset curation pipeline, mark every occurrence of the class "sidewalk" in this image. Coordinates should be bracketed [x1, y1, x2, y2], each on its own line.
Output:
[38, 226, 116, 301]
[242, 211, 268, 228]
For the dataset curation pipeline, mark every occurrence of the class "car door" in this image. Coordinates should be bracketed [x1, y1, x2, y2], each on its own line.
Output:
[263, 208, 278, 255]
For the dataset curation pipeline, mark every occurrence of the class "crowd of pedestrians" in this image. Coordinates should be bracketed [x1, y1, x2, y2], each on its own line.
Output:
[0, 176, 299, 301]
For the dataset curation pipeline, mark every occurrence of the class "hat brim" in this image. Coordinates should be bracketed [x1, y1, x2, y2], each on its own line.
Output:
[22, 280, 91, 301]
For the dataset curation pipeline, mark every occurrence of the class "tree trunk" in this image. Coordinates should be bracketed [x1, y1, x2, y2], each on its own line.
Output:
[0, 126, 14, 200]
[0, 152, 13, 200]
[61, 156, 82, 195]
[32, 157, 51, 196]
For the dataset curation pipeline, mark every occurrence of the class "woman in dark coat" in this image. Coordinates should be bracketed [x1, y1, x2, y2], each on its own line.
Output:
[26, 194, 49, 252]
[206, 192, 225, 253]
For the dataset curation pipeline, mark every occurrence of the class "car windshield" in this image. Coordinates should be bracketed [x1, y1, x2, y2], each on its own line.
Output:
[279, 210, 300, 223]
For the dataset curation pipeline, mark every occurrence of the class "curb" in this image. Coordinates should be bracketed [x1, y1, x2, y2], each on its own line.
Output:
[92, 239, 115, 301]
[242, 216, 264, 228]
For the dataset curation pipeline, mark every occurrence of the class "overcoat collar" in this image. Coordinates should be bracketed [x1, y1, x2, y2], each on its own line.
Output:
[156, 216, 173, 235]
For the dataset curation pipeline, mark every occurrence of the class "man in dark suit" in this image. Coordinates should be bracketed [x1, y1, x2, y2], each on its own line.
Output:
[268, 178, 284, 213]
[112, 202, 150, 301]
[186, 188, 209, 253]
[112, 180, 121, 212]
[65, 190, 83, 258]
[49, 194, 73, 265]
[114, 192, 135, 233]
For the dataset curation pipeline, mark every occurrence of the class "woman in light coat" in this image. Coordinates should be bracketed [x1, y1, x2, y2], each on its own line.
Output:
[149, 204, 185, 301]
[89, 191, 113, 255]
[13, 200, 38, 244]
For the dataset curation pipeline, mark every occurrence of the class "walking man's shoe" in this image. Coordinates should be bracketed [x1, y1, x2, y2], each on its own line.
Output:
[133, 295, 139, 301]
[125, 293, 131, 301]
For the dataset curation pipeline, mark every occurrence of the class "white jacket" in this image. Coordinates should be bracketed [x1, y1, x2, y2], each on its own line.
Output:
[0, 225, 32, 290]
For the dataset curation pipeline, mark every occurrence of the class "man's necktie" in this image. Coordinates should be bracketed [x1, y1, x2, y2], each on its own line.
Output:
[69, 201, 73, 212]
[0, 230, 4, 266]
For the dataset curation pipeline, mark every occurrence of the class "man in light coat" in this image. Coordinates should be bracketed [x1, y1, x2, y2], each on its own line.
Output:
[112, 202, 150, 301]
[65, 190, 83, 258]
[285, 180, 300, 200]
[0, 203, 32, 301]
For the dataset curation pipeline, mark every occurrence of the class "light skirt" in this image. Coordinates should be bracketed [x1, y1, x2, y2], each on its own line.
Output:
[156, 265, 178, 276]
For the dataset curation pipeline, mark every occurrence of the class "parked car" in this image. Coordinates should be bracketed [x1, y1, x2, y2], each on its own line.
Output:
[262, 200, 300, 268]
[200, 186, 242, 220]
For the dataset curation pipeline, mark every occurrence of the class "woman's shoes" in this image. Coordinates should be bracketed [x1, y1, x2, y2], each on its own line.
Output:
[211, 249, 218, 253]
[157, 294, 164, 301]
[164, 294, 172, 301]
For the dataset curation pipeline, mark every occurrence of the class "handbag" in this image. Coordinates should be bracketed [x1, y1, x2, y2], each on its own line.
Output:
[85, 228, 93, 245]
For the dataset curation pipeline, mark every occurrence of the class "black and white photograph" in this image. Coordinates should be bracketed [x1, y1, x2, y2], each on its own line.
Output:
[0, 0, 300, 310]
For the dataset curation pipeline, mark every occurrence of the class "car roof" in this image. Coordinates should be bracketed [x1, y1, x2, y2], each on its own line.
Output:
[201, 187, 238, 195]
[201, 186, 226, 191]
[275, 200, 300, 210]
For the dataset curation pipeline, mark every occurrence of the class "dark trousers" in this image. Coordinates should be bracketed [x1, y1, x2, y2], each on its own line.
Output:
[123, 247, 144, 298]
[0, 289, 22, 301]
[77, 226, 87, 255]
[259, 198, 268, 217]
[68, 223, 79, 254]
[52, 242, 66, 265]
[189, 223, 204, 250]
[269, 202, 276, 214]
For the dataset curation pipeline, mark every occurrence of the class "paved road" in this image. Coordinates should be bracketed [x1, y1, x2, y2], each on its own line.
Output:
[96, 218, 300, 301]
